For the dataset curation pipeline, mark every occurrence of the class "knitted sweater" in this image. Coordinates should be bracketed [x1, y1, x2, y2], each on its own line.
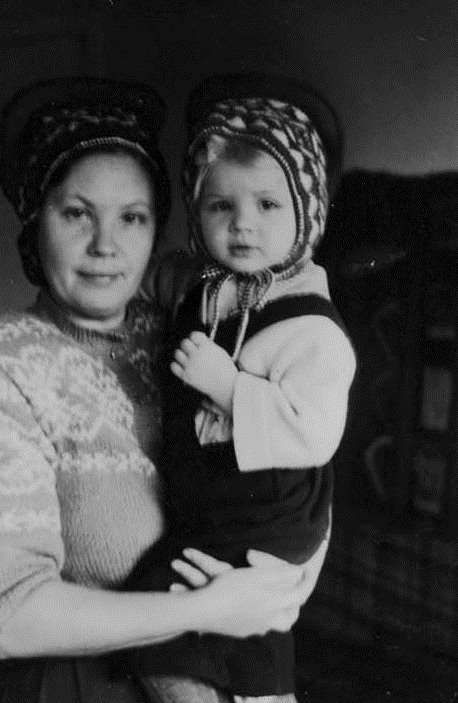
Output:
[0, 293, 165, 630]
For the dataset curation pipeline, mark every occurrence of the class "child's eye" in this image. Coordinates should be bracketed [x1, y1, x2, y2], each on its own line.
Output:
[63, 206, 88, 221]
[207, 200, 232, 213]
[259, 199, 280, 211]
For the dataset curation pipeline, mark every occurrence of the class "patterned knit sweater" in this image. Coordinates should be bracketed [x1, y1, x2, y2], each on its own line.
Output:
[0, 293, 165, 629]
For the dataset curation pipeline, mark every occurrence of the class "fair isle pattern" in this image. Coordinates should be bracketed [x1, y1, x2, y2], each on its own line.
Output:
[183, 96, 329, 261]
[0, 302, 165, 624]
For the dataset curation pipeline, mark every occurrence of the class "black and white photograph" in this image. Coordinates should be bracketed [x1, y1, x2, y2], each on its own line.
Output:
[0, 2, 456, 702]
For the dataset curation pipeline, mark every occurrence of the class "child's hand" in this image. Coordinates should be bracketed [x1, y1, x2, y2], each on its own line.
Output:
[171, 331, 237, 414]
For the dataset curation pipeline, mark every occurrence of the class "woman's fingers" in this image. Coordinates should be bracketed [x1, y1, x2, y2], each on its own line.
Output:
[247, 548, 326, 609]
[182, 548, 233, 576]
[247, 550, 303, 586]
[200, 565, 304, 638]
[171, 558, 210, 587]
[169, 582, 188, 593]
[246, 549, 295, 568]
[272, 605, 301, 632]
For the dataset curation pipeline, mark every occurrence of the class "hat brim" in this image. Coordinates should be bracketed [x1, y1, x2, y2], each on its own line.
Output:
[185, 72, 343, 199]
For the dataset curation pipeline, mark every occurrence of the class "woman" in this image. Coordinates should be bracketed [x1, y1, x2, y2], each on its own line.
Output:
[0, 77, 326, 703]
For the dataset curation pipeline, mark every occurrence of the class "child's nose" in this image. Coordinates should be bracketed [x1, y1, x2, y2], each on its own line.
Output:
[230, 205, 255, 233]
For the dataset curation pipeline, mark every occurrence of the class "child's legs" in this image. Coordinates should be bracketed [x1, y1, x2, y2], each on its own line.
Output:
[139, 675, 233, 703]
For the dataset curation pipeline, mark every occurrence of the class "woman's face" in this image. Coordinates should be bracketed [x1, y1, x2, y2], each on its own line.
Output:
[39, 152, 156, 331]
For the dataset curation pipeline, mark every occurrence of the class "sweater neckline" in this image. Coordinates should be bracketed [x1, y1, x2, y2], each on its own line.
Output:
[31, 290, 132, 346]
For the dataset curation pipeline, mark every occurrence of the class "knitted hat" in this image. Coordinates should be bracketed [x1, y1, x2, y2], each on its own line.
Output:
[183, 72, 343, 266]
[181, 73, 343, 360]
[0, 76, 170, 228]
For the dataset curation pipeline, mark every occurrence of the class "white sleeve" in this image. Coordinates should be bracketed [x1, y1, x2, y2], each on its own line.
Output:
[0, 369, 64, 629]
[232, 316, 356, 472]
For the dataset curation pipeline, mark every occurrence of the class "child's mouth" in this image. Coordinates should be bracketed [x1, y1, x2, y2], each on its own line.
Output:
[229, 245, 256, 257]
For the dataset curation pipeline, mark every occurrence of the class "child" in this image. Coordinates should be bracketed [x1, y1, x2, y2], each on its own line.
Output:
[127, 73, 357, 703]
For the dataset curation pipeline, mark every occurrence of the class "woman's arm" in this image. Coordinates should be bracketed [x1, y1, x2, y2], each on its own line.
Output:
[171, 537, 330, 609]
[0, 368, 304, 659]
[0, 559, 304, 658]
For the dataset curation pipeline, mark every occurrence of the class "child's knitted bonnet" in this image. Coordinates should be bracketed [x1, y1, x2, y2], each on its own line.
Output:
[183, 73, 342, 357]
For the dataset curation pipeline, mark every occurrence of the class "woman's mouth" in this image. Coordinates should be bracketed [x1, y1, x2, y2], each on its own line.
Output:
[78, 271, 122, 286]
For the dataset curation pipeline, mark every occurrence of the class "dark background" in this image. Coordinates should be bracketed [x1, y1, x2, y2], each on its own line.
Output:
[0, 2, 456, 702]
[0, 0, 456, 310]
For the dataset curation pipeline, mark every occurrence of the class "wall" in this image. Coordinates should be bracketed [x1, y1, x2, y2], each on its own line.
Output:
[0, 0, 456, 311]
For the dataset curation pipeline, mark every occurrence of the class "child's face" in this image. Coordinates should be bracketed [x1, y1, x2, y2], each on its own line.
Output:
[199, 152, 296, 273]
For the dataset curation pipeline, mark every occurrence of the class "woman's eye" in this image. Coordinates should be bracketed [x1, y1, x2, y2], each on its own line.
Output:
[260, 199, 279, 211]
[122, 211, 148, 225]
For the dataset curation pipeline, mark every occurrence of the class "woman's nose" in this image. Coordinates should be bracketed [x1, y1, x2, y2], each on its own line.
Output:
[87, 218, 117, 257]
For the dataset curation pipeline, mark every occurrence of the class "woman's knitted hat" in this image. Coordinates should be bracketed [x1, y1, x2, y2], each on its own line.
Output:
[0, 76, 170, 229]
[183, 72, 343, 267]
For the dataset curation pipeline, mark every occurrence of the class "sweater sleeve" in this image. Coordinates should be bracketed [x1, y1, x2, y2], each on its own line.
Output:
[0, 368, 64, 630]
[232, 315, 356, 472]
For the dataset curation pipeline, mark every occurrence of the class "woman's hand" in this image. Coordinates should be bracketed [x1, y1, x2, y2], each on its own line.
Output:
[247, 539, 329, 606]
[171, 548, 304, 638]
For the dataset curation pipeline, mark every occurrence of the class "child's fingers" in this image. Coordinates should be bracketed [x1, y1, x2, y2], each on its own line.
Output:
[170, 361, 184, 378]
[173, 349, 188, 365]
[180, 338, 199, 354]
[188, 331, 208, 346]
[182, 548, 233, 576]
[171, 558, 210, 587]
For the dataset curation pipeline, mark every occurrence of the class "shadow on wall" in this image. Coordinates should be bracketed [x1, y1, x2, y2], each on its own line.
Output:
[316, 168, 457, 528]
[0, 1, 456, 311]
[302, 169, 457, 679]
